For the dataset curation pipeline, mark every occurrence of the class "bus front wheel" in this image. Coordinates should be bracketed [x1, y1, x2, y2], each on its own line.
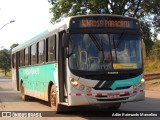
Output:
[20, 83, 29, 101]
[50, 85, 59, 111]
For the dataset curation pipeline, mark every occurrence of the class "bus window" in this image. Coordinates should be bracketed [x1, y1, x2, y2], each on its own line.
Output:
[31, 44, 37, 65]
[20, 50, 24, 66]
[25, 47, 29, 66]
[47, 35, 56, 62]
[38, 40, 45, 64]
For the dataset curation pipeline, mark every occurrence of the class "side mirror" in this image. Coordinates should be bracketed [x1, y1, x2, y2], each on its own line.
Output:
[62, 33, 70, 48]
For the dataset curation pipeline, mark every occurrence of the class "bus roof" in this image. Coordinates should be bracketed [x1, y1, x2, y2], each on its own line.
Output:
[12, 17, 72, 53]
[12, 30, 49, 53]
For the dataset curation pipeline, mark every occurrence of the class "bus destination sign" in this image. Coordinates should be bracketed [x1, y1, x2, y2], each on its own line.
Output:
[70, 17, 139, 29]
[81, 20, 130, 28]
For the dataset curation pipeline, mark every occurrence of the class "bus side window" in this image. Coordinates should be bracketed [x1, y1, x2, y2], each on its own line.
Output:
[31, 44, 37, 65]
[38, 40, 45, 64]
[20, 49, 24, 66]
[29, 46, 31, 65]
[46, 35, 56, 62]
[25, 47, 29, 66]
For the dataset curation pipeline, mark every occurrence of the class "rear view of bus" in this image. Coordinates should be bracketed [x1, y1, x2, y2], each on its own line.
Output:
[65, 15, 144, 110]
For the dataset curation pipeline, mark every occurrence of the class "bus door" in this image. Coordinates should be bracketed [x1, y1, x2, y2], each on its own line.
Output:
[15, 52, 20, 91]
[58, 31, 68, 103]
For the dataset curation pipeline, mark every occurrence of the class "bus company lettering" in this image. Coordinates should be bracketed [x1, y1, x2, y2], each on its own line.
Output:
[81, 20, 130, 28]
[24, 68, 40, 75]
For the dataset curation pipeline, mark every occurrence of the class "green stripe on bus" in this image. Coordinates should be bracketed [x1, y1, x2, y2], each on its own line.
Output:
[19, 63, 58, 92]
[110, 74, 142, 90]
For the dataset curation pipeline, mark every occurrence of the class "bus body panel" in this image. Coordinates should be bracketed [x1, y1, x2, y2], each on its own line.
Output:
[19, 63, 58, 101]
[67, 72, 144, 106]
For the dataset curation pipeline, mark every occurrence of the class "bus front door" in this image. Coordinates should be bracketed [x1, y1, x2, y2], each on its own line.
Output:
[58, 31, 68, 103]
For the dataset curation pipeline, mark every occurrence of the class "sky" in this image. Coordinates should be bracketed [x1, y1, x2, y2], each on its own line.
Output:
[0, 0, 52, 50]
[0, 0, 160, 50]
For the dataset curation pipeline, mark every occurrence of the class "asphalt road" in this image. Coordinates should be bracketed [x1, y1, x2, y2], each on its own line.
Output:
[0, 79, 160, 120]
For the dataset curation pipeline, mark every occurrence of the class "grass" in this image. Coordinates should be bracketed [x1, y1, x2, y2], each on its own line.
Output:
[0, 69, 12, 77]
[144, 59, 160, 74]
[145, 80, 160, 91]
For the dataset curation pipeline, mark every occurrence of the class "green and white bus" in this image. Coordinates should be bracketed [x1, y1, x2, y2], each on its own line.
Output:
[12, 14, 145, 111]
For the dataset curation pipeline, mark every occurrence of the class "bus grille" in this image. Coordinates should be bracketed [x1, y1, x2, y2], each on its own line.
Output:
[93, 86, 131, 90]
[85, 74, 138, 80]
[97, 97, 128, 101]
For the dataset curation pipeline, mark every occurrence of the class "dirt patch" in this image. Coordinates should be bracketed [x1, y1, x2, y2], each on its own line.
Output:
[145, 79, 160, 92]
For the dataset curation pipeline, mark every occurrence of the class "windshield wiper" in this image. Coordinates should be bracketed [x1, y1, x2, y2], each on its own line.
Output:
[116, 30, 126, 48]
[89, 34, 104, 63]
[113, 36, 118, 61]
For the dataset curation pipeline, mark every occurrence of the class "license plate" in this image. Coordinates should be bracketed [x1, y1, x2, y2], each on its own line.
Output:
[107, 93, 120, 99]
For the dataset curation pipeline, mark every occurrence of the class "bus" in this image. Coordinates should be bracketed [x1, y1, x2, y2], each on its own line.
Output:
[12, 14, 145, 111]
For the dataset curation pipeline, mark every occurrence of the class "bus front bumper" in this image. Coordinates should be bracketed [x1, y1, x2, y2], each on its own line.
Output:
[67, 88, 145, 106]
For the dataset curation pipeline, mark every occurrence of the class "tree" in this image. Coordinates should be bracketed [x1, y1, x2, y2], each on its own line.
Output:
[0, 50, 11, 76]
[49, 0, 160, 25]
[49, 0, 159, 56]
[140, 21, 154, 56]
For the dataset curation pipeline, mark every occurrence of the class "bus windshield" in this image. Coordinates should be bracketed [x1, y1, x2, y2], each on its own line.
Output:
[69, 34, 142, 71]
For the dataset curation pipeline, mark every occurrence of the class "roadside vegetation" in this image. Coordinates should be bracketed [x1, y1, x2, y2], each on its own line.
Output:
[0, 43, 18, 77]
[144, 41, 160, 74]
[0, 69, 12, 77]
[145, 80, 160, 91]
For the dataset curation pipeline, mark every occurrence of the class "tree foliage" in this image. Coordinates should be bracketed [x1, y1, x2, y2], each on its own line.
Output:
[0, 49, 11, 76]
[49, 0, 160, 25]
[49, 0, 160, 55]
[140, 21, 154, 56]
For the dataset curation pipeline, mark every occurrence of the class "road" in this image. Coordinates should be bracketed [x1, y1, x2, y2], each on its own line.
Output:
[0, 79, 160, 120]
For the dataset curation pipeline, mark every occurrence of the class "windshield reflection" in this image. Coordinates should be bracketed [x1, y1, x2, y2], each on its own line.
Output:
[69, 34, 142, 71]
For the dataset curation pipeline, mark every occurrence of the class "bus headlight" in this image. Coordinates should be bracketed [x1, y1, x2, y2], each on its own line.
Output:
[70, 77, 79, 87]
[79, 84, 85, 90]
[133, 82, 144, 90]
[133, 78, 145, 90]
[72, 81, 79, 87]
[141, 78, 145, 83]
[133, 85, 137, 89]
[86, 87, 92, 92]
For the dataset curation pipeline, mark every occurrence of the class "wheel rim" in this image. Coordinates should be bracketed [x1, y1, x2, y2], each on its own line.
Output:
[50, 87, 56, 109]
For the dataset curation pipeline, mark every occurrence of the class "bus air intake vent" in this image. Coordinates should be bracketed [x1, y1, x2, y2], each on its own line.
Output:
[97, 97, 128, 101]
[85, 73, 139, 80]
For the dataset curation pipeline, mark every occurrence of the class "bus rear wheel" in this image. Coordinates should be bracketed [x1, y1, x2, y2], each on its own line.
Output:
[20, 83, 29, 101]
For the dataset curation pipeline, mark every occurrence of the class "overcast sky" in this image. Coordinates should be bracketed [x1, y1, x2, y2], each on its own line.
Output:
[0, 0, 52, 49]
[0, 1, 160, 50]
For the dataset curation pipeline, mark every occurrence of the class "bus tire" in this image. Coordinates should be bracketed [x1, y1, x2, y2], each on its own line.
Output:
[20, 83, 29, 101]
[50, 85, 59, 111]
